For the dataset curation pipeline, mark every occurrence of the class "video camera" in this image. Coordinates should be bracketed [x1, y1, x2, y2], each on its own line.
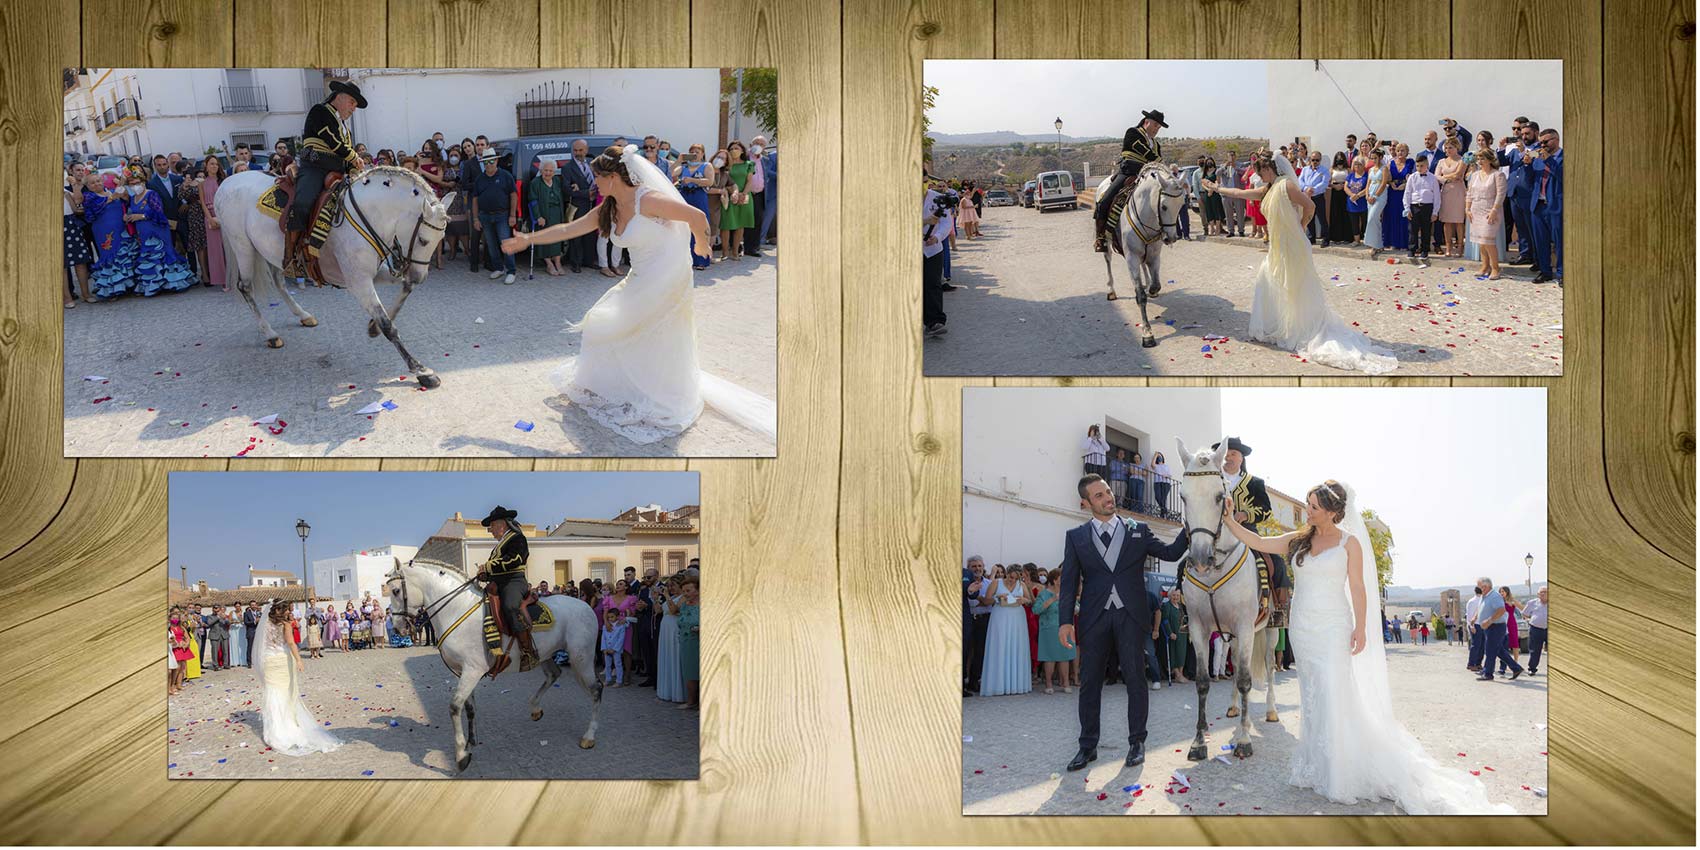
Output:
[929, 188, 961, 217]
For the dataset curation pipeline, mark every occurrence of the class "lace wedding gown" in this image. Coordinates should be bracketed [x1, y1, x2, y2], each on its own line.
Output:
[1287, 531, 1511, 813]
[255, 616, 341, 756]
[1248, 177, 1398, 375]
[552, 170, 777, 445]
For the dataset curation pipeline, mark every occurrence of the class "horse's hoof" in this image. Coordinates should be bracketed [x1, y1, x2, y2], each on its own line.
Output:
[417, 372, 441, 389]
[266, 338, 284, 349]
[367, 320, 380, 338]
[1148, 287, 1162, 297]
[1187, 745, 1208, 761]
[1225, 706, 1240, 718]
[1141, 336, 1157, 348]
[531, 708, 543, 721]
[578, 737, 595, 750]
[1235, 742, 1254, 759]
[1265, 712, 1280, 723]
[456, 754, 471, 771]
[300, 316, 318, 327]
[1106, 292, 1119, 301]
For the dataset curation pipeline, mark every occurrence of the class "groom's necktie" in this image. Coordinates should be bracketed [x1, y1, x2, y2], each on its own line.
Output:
[1100, 530, 1113, 547]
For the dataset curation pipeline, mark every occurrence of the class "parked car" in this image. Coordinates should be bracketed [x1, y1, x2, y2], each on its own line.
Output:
[983, 188, 1015, 207]
[93, 154, 128, 178]
[492, 134, 646, 183]
[1021, 180, 1036, 207]
[1033, 170, 1079, 212]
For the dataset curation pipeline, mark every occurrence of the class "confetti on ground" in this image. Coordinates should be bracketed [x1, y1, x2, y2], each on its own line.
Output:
[514, 420, 535, 432]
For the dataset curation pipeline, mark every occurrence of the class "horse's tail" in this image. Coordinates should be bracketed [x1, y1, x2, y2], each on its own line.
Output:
[1250, 625, 1271, 689]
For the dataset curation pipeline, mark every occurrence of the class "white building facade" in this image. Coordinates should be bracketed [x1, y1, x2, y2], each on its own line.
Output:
[345, 68, 738, 154]
[65, 68, 322, 159]
[311, 544, 419, 604]
[1265, 60, 1563, 158]
[962, 387, 1223, 592]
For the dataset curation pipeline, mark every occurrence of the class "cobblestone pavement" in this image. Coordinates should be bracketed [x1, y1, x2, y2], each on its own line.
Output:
[963, 639, 1548, 815]
[924, 206, 1562, 377]
[65, 253, 776, 457]
[167, 645, 697, 779]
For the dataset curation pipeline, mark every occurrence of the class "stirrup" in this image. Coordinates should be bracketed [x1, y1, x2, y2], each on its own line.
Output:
[1093, 231, 1109, 253]
[519, 651, 539, 672]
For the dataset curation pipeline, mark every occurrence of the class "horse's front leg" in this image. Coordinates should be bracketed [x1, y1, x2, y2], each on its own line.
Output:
[1132, 257, 1158, 348]
[1146, 250, 1163, 297]
[1232, 636, 1255, 759]
[1103, 243, 1119, 301]
[1188, 631, 1210, 761]
[369, 278, 415, 338]
[448, 674, 478, 771]
[352, 277, 440, 389]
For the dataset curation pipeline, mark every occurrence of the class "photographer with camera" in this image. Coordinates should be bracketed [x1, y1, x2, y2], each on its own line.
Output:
[923, 176, 958, 339]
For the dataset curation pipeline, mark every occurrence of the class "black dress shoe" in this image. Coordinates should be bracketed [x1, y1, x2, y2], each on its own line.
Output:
[1126, 742, 1146, 766]
[1532, 274, 1554, 283]
[1066, 747, 1098, 772]
[1509, 668, 1522, 681]
[940, 283, 959, 291]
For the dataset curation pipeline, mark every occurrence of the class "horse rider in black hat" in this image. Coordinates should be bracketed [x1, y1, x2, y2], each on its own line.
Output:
[1213, 437, 1292, 608]
[284, 79, 367, 277]
[474, 505, 540, 672]
[1093, 109, 1168, 253]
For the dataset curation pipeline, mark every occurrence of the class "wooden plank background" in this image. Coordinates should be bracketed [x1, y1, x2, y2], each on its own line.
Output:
[0, 0, 1692, 844]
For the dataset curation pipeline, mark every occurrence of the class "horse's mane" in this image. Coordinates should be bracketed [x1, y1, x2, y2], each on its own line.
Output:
[352, 165, 438, 198]
[399, 556, 462, 575]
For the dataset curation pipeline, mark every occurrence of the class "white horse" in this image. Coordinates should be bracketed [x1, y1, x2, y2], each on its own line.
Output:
[1097, 164, 1186, 347]
[213, 167, 456, 388]
[384, 559, 602, 772]
[1172, 437, 1278, 760]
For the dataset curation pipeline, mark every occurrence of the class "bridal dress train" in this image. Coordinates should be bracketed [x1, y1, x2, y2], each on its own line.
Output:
[1286, 524, 1512, 814]
[1248, 175, 1399, 375]
[255, 612, 341, 757]
[552, 150, 777, 446]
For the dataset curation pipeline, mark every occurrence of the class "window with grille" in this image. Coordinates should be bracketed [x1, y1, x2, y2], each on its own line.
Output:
[667, 551, 686, 574]
[554, 560, 572, 587]
[642, 551, 661, 573]
[515, 82, 594, 138]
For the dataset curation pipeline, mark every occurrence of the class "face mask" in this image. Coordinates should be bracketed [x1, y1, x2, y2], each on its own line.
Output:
[752, 145, 764, 156]
[448, 155, 460, 165]
[713, 157, 726, 168]
[127, 185, 145, 197]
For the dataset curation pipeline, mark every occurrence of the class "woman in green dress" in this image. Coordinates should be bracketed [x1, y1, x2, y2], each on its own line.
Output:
[1160, 587, 1190, 683]
[524, 159, 568, 275]
[1034, 570, 1075, 694]
[718, 141, 756, 262]
[675, 574, 702, 711]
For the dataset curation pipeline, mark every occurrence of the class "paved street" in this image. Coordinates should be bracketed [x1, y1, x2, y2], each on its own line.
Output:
[963, 638, 1548, 815]
[167, 645, 697, 779]
[65, 254, 776, 457]
[924, 205, 1562, 377]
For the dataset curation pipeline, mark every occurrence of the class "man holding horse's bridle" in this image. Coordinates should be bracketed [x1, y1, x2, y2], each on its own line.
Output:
[474, 505, 541, 672]
[284, 79, 367, 277]
[1215, 437, 1291, 609]
[1093, 108, 1168, 253]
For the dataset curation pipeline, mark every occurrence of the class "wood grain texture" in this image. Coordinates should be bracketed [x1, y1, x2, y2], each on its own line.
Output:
[0, 0, 1694, 845]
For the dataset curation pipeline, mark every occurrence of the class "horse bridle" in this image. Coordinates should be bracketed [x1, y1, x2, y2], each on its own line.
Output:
[342, 176, 447, 276]
[1128, 168, 1186, 241]
[387, 565, 478, 632]
[1180, 468, 1229, 549]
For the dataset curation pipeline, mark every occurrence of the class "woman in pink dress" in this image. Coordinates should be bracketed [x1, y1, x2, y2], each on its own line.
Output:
[1464, 150, 1507, 280]
[1501, 586, 1521, 660]
[597, 580, 641, 670]
[199, 156, 227, 289]
[1435, 139, 1468, 257]
[957, 189, 980, 239]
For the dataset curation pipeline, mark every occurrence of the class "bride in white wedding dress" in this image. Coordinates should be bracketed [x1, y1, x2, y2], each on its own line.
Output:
[1223, 481, 1513, 815]
[254, 603, 341, 757]
[504, 145, 778, 445]
[1203, 151, 1398, 375]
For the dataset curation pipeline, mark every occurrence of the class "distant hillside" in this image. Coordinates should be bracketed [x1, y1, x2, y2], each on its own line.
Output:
[927, 135, 1268, 188]
[929, 130, 1103, 146]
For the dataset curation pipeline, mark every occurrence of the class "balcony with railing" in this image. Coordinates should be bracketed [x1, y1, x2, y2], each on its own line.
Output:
[96, 98, 141, 134]
[219, 85, 269, 113]
[303, 85, 325, 108]
[1112, 467, 1182, 524]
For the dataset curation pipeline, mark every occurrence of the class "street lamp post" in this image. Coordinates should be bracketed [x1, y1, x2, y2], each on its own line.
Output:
[296, 519, 311, 609]
[1054, 117, 1063, 156]
[1524, 553, 1534, 596]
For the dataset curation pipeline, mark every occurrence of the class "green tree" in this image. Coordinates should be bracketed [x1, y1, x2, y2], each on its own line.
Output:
[1202, 139, 1219, 157]
[1010, 141, 1025, 155]
[1361, 509, 1395, 595]
[921, 84, 940, 162]
[726, 68, 779, 138]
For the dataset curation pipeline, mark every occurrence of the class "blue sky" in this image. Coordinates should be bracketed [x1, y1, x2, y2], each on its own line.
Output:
[1219, 388, 1546, 590]
[925, 60, 1271, 138]
[168, 471, 698, 590]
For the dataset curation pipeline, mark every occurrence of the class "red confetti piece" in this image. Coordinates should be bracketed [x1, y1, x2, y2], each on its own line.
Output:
[1124, 802, 1134, 808]
[1096, 793, 1107, 801]
[147, 407, 155, 412]
[1469, 770, 1481, 776]
[973, 769, 983, 774]
[1457, 753, 1466, 757]
[1539, 751, 1547, 756]
[1521, 785, 1530, 790]
[91, 396, 112, 404]
[1483, 765, 1495, 771]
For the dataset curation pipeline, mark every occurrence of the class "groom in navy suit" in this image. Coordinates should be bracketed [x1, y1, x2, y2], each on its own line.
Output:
[1059, 473, 1189, 771]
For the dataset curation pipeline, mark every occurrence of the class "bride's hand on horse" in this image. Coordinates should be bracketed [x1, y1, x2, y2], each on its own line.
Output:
[1223, 494, 1236, 518]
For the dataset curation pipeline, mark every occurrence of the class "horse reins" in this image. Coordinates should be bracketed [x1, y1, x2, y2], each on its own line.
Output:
[1126, 167, 1186, 245]
[1179, 467, 1251, 644]
[341, 172, 447, 277]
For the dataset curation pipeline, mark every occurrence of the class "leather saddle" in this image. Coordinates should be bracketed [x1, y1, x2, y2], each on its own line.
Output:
[272, 170, 345, 234]
[1102, 179, 1142, 257]
[268, 170, 346, 286]
[480, 585, 553, 679]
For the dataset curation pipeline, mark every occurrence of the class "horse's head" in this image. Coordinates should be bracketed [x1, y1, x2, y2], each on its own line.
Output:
[383, 557, 412, 626]
[1146, 169, 1185, 245]
[404, 191, 456, 285]
[1174, 436, 1231, 566]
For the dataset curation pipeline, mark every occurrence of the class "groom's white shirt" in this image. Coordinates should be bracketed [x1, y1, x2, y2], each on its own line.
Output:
[1089, 516, 1127, 610]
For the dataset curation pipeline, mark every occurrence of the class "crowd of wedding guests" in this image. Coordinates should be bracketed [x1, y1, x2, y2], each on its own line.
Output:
[1186, 116, 1562, 283]
[1461, 580, 1548, 682]
[66, 130, 777, 302]
[167, 559, 703, 710]
[961, 556, 1295, 699]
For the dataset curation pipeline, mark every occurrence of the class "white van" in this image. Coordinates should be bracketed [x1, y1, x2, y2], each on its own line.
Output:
[1033, 170, 1079, 212]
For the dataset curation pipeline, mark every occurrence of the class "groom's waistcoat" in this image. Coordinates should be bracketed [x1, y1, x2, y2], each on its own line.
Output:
[1059, 517, 1187, 631]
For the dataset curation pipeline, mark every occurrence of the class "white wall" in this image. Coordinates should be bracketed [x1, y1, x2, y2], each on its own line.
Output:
[1265, 60, 1563, 157]
[465, 536, 628, 586]
[961, 388, 1222, 583]
[347, 68, 727, 154]
[313, 544, 418, 603]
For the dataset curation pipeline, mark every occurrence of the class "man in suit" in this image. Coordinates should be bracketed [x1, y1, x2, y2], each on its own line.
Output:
[563, 138, 597, 273]
[1499, 121, 1541, 265]
[1214, 437, 1290, 608]
[206, 606, 230, 670]
[757, 142, 778, 246]
[1220, 147, 1245, 237]
[963, 556, 991, 694]
[1527, 128, 1563, 283]
[744, 135, 772, 258]
[1059, 473, 1189, 771]
[242, 601, 262, 666]
[146, 154, 183, 257]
